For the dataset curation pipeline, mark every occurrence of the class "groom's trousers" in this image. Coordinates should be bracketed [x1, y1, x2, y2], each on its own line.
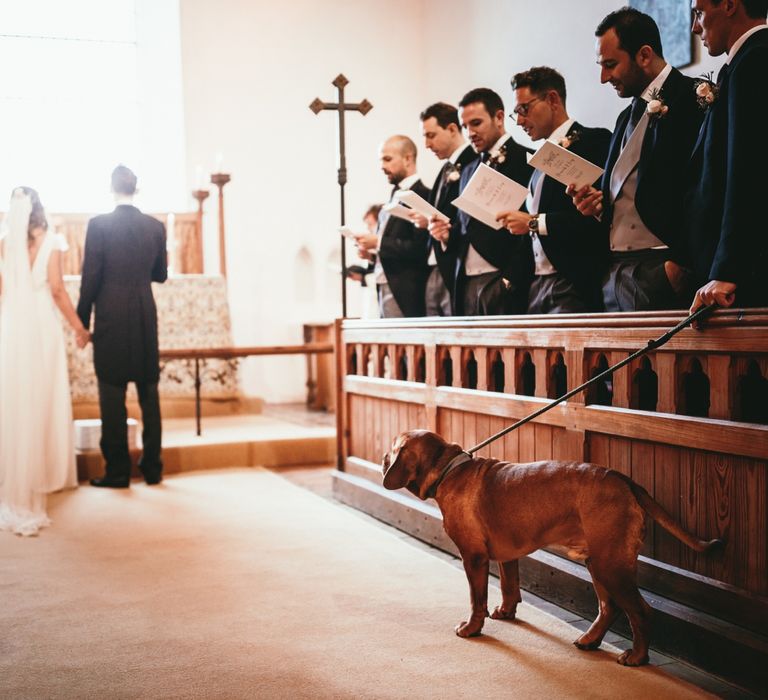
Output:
[98, 380, 163, 480]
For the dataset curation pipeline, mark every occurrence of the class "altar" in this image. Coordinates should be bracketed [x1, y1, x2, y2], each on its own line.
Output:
[64, 274, 239, 404]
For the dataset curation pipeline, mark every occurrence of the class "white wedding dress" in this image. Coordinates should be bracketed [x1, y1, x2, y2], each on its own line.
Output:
[0, 199, 78, 536]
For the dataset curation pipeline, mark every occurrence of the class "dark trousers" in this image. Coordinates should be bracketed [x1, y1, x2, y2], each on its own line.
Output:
[461, 271, 527, 316]
[602, 249, 677, 312]
[528, 273, 589, 314]
[425, 266, 452, 316]
[98, 380, 162, 480]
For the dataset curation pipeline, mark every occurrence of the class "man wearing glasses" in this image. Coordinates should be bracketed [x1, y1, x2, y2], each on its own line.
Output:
[496, 67, 611, 314]
[572, 7, 702, 312]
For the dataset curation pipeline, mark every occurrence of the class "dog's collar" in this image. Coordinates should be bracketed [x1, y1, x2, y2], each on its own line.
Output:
[425, 451, 473, 499]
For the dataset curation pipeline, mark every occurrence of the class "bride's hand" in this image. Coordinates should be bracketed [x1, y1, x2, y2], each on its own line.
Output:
[75, 328, 91, 349]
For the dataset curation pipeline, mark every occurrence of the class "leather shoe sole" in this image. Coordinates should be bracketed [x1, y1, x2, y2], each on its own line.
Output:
[144, 475, 163, 485]
[90, 477, 130, 488]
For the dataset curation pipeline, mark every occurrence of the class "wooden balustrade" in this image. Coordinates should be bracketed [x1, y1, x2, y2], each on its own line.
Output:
[160, 343, 333, 435]
[332, 309, 768, 691]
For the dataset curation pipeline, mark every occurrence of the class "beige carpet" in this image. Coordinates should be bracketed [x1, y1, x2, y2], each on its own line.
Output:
[0, 469, 712, 699]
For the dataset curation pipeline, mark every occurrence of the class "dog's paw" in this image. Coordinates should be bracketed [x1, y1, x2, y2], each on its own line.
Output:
[573, 635, 602, 651]
[490, 605, 517, 621]
[454, 619, 484, 637]
[616, 649, 649, 666]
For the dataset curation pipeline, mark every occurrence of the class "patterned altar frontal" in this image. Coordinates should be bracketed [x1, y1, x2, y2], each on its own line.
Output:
[64, 275, 240, 402]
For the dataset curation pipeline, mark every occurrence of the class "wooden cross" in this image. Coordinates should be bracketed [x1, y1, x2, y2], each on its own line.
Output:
[310, 74, 373, 317]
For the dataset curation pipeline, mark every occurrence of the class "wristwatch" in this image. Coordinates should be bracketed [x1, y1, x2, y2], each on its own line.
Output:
[527, 214, 540, 234]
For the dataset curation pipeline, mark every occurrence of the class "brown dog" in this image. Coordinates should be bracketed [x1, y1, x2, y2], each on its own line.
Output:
[381, 429, 722, 666]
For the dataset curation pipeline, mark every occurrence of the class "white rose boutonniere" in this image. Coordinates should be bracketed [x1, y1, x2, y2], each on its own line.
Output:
[646, 88, 669, 120]
[694, 71, 718, 110]
[445, 163, 461, 182]
[487, 143, 507, 168]
[558, 129, 581, 150]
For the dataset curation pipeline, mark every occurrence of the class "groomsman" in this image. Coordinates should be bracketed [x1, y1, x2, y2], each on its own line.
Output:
[430, 88, 533, 315]
[685, 0, 768, 313]
[418, 102, 476, 315]
[497, 66, 611, 313]
[573, 7, 703, 311]
[355, 135, 430, 317]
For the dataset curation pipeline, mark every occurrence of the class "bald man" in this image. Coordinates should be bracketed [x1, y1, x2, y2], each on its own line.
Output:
[355, 135, 430, 317]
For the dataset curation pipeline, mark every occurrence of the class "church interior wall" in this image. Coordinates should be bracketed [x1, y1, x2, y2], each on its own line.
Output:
[178, 0, 724, 403]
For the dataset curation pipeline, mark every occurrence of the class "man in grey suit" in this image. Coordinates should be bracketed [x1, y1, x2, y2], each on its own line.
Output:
[573, 8, 703, 311]
[77, 165, 168, 487]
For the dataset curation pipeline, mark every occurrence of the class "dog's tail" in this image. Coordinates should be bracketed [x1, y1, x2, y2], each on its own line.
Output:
[624, 478, 724, 553]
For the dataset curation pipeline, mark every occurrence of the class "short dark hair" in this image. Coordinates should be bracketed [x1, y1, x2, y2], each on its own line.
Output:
[419, 102, 460, 129]
[458, 87, 504, 117]
[511, 66, 567, 105]
[596, 6, 664, 59]
[743, 0, 768, 17]
[364, 203, 382, 220]
[111, 164, 138, 195]
[712, 0, 768, 17]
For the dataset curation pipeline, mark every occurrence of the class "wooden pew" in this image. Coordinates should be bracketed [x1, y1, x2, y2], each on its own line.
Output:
[332, 309, 768, 694]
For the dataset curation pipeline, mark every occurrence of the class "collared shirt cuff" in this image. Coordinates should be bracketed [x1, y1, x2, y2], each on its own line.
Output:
[538, 214, 548, 236]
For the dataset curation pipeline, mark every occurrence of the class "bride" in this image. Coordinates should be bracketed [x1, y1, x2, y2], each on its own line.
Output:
[0, 187, 90, 536]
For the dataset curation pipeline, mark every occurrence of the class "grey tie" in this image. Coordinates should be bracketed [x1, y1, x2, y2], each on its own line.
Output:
[433, 163, 451, 207]
[529, 169, 545, 214]
[622, 97, 646, 148]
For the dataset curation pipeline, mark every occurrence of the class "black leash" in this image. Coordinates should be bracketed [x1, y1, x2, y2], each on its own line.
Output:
[465, 304, 717, 455]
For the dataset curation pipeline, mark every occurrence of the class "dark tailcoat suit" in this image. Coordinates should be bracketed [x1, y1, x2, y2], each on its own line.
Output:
[454, 135, 534, 314]
[77, 204, 168, 482]
[378, 179, 431, 317]
[602, 67, 703, 253]
[427, 145, 477, 313]
[529, 122, 612, 310]
[684, 29, 768, 306]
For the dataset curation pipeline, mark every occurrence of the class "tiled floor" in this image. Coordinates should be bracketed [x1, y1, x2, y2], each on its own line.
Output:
[274, 461, 757, 699]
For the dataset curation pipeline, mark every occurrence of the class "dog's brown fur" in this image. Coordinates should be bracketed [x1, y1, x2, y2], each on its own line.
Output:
[381, 430, 722, 666]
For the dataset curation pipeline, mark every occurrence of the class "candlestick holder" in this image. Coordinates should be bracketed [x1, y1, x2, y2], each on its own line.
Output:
[189, 189, 210, 274]
[210, 173, 231, 277]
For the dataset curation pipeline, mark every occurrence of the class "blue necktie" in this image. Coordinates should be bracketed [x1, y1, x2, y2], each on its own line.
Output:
[622, 97, 646, 148]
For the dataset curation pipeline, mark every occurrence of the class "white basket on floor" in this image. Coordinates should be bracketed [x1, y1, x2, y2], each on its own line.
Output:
[74, 418, 138, 452]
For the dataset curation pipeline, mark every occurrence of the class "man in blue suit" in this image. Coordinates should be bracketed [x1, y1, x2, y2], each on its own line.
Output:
[429, 88, 534, 316]
[497, 66, 612, 313]
[685, 0, 768, 312]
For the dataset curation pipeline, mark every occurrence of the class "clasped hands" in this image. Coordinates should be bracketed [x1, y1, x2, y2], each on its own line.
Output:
[75, 326, 91, 349]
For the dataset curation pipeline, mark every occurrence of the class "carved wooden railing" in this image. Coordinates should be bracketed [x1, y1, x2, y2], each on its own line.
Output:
[334, 310, 768, 654]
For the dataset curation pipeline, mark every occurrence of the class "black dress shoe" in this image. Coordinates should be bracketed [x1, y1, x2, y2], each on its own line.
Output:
[90, 476, 130, 488]
[144, 474, 163, 485]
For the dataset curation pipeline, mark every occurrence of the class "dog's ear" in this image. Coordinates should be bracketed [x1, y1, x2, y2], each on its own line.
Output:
[382, 430, 453, 497]
[382, 435, 411, 490]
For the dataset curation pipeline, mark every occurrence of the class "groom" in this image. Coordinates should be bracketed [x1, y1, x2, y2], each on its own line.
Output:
[77, 165, 168, 487]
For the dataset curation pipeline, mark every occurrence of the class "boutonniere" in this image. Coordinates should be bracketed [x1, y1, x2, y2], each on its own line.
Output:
[645, 88, 669, 120]
[487, 143, 507, 168]
[694, 71, 719, 110]
[558, 129, 581, 149]
[445, 162, 461, 182]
